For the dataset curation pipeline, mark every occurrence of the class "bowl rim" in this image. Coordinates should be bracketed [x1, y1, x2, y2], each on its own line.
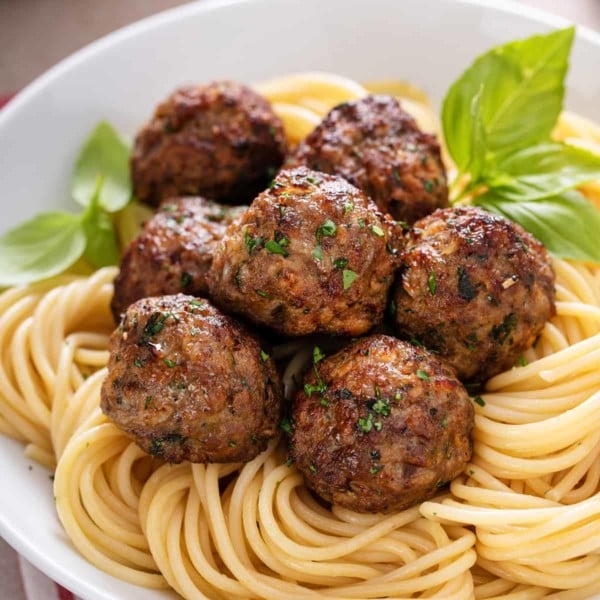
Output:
[1, 0, 600, 131]
[1, 0, 600, 597]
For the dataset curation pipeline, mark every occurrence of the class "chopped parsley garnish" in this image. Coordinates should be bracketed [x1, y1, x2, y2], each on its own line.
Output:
[312, 245, 323, 261]
[163, 358, 176, 368]
[265, 239, 289, 257]
[134, 358, 143, 368]
[416, 369, 430, 382]
[392, 168, 401, 183]
[423, 179, 435, 193]
[386, 243, 398, 255]
[428, 271, 437, 296]
[372, 398, 391, 417]
[457, 266, 478, 301]
[492, 312, 517, 344]
[344, 201, 354, 214]
[369, 224, 385, 237]
[142, 311, 170, 339]
[228, 440, 237, 448]
[255, 289, 270, 299]
[245, 230, 264, 253]
[473, 396, 486, 407]
[313, 346, 325, 364]
[280, 418, 293, 435]
[260, 350, 269, 362]
[316, 219, 337, 241]
[181, 272, 192, 287]
[342, 269, 358, 290]
[305, 175, 318, 184]
[373, 420, 383, 431]
[269, 180, 284, 190]
[388, 299, 397, 317]
[309, 464, 317, 473]
[144, 396, 152, 409]
[441, 415, 448, 428]
[320, 398, 330, 407]
[304, 381, 327, 397]
[357, 414, 373, 433]
[370, 465, 384, 475]
[189, 299, 203, 308]
[357, 218, 366, 228]
[395, 391, 402, 401]
[517, 355, 528, 367]
[149, 433, 187, 457]
[333, 257, 348, 270]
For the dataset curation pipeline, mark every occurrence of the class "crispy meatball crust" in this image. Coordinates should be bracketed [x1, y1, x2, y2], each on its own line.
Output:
[101, 294, 282, 463]
[291, 335, 473, 513]
[111, 197, 244, 321]
[208, 167, 402, 337]
[393, 207, 556, 382]
[131, 81, 287, 206]
[289, 95, 448, 224]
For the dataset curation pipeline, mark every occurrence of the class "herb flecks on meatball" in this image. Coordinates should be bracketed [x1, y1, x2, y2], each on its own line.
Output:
[101, 294, 282, 463]
[208, 167, 403, 337]
[393, 206, 556, 382]
[290, 335, 473, 513]
[131, 81, 287, 206]
[111, 197, 244, 321]
[289, 95, 448, 224]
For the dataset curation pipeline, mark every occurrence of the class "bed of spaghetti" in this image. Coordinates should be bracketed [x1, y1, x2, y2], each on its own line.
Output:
[0, 73, 599, 599]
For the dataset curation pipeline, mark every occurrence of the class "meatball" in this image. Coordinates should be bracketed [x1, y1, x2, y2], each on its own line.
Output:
[101, 294, 282, 463]
[393, 206, 556, 382]
[289, 95, 448, 224]
[208, 167, 402, 337]
[111, 197, 244, 321]
[290, 335, 473, 513]
[131, 81, 287, 206]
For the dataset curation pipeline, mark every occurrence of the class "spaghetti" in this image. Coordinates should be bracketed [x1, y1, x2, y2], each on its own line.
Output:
[0, 73, 598, 599]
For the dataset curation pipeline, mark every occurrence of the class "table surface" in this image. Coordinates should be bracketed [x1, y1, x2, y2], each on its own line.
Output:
[1, 0, 600, 91]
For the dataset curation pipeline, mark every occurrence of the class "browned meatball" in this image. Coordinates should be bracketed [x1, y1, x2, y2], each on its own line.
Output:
[131, 81, 287, 206]
[290, 335, 473, 513]
[111, 197, 244, 321]
[101, 294, 282, 463]
[208, 167, 402, 337]
[393, 207, 556, 383]
[289, 95, 448, 224]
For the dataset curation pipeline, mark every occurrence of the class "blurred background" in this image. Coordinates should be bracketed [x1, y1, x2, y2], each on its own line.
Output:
[1, 0, 600, 92]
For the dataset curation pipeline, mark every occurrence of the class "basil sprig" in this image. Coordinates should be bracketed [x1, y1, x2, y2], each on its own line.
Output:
[0, 122, 131, 286]
[443, 26, 600, 263]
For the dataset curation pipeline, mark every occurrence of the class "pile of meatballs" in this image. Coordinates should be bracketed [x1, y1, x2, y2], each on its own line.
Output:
[101, 81, 556, 514]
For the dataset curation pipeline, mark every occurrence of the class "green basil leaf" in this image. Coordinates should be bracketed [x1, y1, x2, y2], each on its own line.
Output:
[0, 212, 86, 286]
[442, 27, 574, 169]
[81, 180, 120, 268]
[72, 121, 131, 212]
[475, 191, 600, 263]
[467, 84, 487, 180]
[488, 143, 600, 201]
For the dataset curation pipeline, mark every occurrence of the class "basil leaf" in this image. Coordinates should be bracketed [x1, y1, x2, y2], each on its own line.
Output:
[467, 85, 487, 180]
[72, 121, 131, 212]
[0, 212, 86, 286]
[488, 143, 600, 201]
[475, 191, 600, 263]
[443, 27, 574, 169]
[81, 182, 120, 268]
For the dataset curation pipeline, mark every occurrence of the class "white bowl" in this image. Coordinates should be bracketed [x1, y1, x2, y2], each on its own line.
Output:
[0, 1, 599, 598]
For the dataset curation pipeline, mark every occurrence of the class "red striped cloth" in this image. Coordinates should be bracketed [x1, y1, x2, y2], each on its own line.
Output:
[0, 91, 76, 600]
